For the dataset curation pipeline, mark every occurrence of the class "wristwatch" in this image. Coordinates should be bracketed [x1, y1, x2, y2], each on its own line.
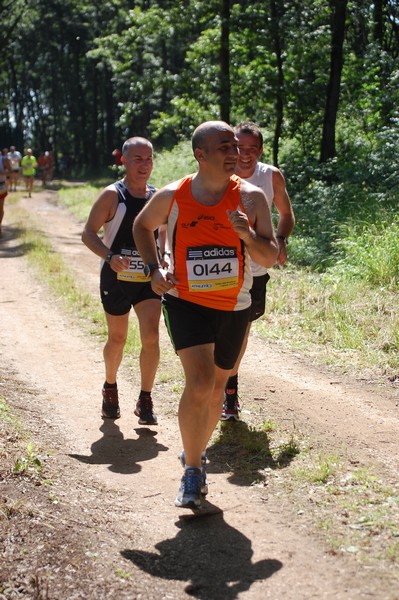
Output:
[105, 251, 114, 263]
[143, 263, 161, 277]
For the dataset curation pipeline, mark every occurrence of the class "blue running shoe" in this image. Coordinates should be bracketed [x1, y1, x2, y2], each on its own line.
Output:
[179, 451, 208, 495]
[175, 467, 202, 508]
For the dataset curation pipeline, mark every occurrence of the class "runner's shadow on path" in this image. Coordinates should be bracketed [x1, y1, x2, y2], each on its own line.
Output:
[121, 507, 282, 599]
[69, 420, 168, 474]
[206, 420, 299, 488]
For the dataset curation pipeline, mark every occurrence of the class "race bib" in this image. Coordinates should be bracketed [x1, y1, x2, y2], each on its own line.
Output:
[186, 246, 238, 292]
[117, 248, 150, 282]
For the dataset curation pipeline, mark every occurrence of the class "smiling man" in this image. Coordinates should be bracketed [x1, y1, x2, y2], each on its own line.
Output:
[82, 137, 162, 426]
[133, 121, 278, 508]
[221, 121, 295, 422]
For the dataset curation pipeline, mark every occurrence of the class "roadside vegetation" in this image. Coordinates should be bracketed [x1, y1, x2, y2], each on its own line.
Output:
[213, 418, 399, 565]
[0, 393, 52, 519]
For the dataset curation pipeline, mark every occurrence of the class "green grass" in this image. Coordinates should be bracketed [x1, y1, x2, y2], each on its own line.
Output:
[151, 140, 196, 188]
[58, 184, 102, 222]
[257, 266, 399, 379]
[0, 396, 22, 430]
[0, 394, 51, 492]
[288, 453, 399, 562]
[332, 218, 399, 289]
[9, 206, 142, 359]
[12, 442, 47, 478]
[293, 453, 341, 484]
[210, 419, 302, 484]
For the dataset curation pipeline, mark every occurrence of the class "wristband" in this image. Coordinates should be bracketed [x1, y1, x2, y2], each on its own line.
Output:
[277, 235, 288, 244]
[143, 263, 161, 277]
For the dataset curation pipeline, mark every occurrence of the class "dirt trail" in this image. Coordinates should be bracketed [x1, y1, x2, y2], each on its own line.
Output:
[0, 189, 398, 599]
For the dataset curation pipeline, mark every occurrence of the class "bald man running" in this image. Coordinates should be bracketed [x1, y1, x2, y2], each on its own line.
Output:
[133, 121, 278, 508]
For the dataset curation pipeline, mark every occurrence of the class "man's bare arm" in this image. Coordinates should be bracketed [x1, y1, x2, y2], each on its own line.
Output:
[133, 187, 174, 262]
[81, 187, 117, 258]
[133, 186, 178, 294]
[272, 169, 295, 265]
[234, 183, 278, 268]
[81, 187, 130, 272]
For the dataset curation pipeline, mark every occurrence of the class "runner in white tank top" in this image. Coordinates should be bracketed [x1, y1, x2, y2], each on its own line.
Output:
[221, 121, 295, 421]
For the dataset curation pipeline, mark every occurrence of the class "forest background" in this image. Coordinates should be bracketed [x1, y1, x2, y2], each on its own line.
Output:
[1, 0, 398, 377]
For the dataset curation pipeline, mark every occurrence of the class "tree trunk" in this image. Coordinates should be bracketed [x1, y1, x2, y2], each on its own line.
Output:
[270, 0, 284, 167]
[373, 0, 384, 45]
[320, 0, 348, 163]
[105, 71, 116, 161]
[220, 0, 231, 123]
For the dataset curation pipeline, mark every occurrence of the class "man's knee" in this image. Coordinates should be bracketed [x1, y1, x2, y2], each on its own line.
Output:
[141, 332, 159, 351]
[107, 331, 128, 346]
[185, 370, 215, 401]
[140, 318, 160, 344]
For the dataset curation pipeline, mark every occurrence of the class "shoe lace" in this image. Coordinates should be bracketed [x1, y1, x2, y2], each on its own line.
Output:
[184, 469, 201, 494]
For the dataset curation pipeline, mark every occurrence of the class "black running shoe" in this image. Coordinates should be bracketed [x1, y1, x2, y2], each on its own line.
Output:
[134, 396, 158, 425]
[102, 386, 121, 419]
[220, 390, 240, 421]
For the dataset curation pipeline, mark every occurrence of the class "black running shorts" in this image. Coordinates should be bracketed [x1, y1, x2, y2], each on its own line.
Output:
[249, 273, 270, 322]
[162, 294, 250, 370]
[100, 276, 160, 316]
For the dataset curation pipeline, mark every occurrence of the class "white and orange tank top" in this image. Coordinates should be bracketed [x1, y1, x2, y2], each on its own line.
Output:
[165, 174, 253, 311]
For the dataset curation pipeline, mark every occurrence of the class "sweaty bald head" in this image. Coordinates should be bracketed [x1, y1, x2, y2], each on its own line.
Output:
[192, 121, 233, 153]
